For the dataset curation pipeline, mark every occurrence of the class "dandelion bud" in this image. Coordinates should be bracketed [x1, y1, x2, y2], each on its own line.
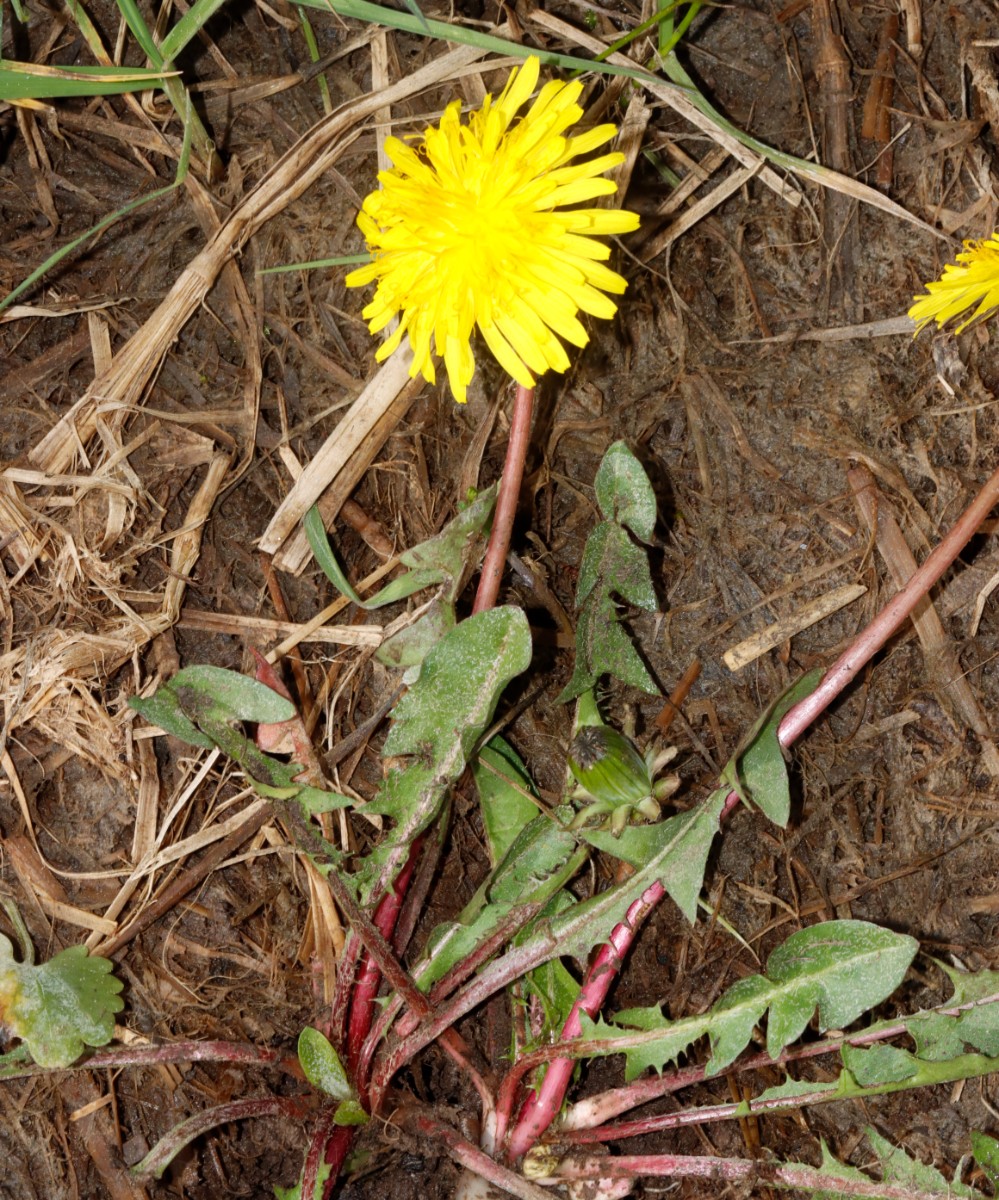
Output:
[568, 725, 652, 808]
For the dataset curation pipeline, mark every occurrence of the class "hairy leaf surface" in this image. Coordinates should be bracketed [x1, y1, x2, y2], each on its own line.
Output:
[578, 921, 916, 1079]
[0, 936, 124, 1068]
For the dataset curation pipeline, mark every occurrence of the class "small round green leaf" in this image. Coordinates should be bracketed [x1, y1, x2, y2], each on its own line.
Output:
[297, 1026, 353, 1100]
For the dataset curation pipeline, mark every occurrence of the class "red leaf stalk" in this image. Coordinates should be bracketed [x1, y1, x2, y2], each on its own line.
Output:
[503, 880, 665, 1160]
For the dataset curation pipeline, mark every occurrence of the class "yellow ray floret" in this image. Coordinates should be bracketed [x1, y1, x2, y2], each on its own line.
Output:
[346, 55, 640, 402]
[909, 232, 999, 335]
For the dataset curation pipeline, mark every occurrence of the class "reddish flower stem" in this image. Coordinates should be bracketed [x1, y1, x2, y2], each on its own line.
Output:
[501, 881, 664, 1159]
[321, 1127, 355, 1200]
[777, 458, 999, 750]
[504, 457, 999, 1161]
[324, 840, 492, 1194]
[322, 847, 423, 1198]
[473, 383, 535, 614]
[302, 1109, 336, 1200]
[347, 841, 422, 1080]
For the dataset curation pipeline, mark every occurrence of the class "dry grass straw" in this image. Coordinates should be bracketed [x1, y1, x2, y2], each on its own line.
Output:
[0, 38, 501, 978]
[531, 9, 945, 239]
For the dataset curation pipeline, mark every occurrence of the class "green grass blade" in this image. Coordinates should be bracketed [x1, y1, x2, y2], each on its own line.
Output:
[587, 0, 685, 66]
[0, 61, 176, 100]
[0, 96, 193, 316]
[294, 0, 647, 79]
[158, 0, 233, 64]
[659, 0, 701, 58]
[399, 0, 431, 34]
[58, 2, 216, 170]
[295, 5, 333, 115]
[258, 254, 371, 276]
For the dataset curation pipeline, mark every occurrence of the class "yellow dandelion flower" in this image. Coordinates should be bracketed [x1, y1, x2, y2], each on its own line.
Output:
[909, 232, 999, 335]
[345, 56, 640, 403]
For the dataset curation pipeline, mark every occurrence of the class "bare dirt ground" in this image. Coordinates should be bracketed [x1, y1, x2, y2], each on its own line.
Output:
[2, 1, 999, 1196]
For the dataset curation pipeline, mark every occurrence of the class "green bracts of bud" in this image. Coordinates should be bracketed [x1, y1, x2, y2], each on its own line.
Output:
[568, 725, 653, 808]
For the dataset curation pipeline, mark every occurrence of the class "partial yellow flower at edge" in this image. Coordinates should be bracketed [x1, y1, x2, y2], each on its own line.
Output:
[909, 231, 999, 335]
[345, 55, 640, 403]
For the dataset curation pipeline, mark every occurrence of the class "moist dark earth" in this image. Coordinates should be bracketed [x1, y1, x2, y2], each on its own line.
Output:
[2, 1, 999, 1197]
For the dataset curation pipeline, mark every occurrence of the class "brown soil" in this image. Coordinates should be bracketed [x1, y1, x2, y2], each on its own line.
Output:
[2, 1, 999, 1197]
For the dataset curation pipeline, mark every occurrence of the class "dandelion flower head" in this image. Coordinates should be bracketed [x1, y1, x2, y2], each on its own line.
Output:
[345, 56, 640, 403]
[909, 232, 999, 335]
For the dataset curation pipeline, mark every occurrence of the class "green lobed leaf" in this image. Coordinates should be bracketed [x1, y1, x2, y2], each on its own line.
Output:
[840, 1042, 919, 1085]
[796, 1138, 883, 1200]
[376, 598, 455, 676]
[908, 963, 999, 1060]
[414, 813, 582, 993]
[593, 441, 657, 542]
[383, 608, 530, 760]
[0, 936, 124, 1068]
[579, 1008, 707, 1081]
[788, 1130, 980, 1199]
[132, 673, 352, 832]
[559, 444, 659, 703]
[526, 957, 581, 1037]
[575, 522, 657, 613]
[128, 690, 215, 749]
[517, 784, 725, 995]
[754, 1077, 842, 1105]
[357, 608, 531, 899]
[473, 738, 540, 866]
[487, 815, 580, 907]
[377, 485, 496, 603]
[167, 665, 296, 724]
[908, 1010, 967, 1062]
[706, 972, 776, 1073]
[758, 920, 917, 1063]
[307, 486, 495, 612]
[519, 891, 582, 1040]
[867, 1126, 977, 1197]
[574, 920, 916, 1080]
[722, 668, 822, 827]
[950, 967, 999, 1056]
[583, 788, 727, 923]
[560, 588, 657, 701]
[297, 1027, 353, 1100]
[415, 904, 517, 994]
[561, 518, 653, 700]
